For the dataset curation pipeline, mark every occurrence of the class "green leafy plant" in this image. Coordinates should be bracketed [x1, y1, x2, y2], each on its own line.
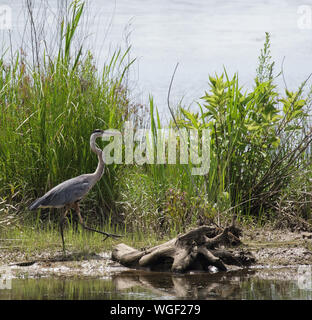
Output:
[178, 34, 311, 221]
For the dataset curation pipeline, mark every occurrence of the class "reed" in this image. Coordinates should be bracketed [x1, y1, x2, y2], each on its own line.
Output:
[0, 1, 137, 227]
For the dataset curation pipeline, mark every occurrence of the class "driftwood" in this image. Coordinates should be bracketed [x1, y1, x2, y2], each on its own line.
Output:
[112, 225, 255, 273]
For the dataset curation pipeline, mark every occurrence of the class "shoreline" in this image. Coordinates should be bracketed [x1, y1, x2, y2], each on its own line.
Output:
[1, 227, 312, 280]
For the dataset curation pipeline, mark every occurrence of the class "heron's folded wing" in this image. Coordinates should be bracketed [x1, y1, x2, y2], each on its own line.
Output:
[36, 176, 91, 207]
[59, 177, 91, 204]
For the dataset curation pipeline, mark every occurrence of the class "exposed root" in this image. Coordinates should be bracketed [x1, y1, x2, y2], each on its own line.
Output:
[112, 225, 255, 273]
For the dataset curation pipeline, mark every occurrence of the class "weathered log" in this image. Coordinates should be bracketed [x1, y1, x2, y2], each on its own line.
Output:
[112, 225, 255, 273]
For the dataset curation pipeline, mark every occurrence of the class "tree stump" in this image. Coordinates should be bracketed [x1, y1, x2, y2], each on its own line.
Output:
[112, 225, 255, 273]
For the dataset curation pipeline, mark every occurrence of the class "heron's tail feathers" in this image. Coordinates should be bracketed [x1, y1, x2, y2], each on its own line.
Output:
[28, 198, 42, 210]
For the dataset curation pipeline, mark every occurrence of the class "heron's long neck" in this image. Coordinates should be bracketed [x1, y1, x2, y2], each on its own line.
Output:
[94, 150, 104, 179]
[90, 136, 105, 182]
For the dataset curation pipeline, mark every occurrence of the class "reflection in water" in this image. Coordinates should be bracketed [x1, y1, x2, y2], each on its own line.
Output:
[112, 269, 312, 300]
[0, 268, 311, 300]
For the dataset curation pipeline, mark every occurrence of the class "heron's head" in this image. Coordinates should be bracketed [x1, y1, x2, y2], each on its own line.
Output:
[91, 129, 120, 138]
[90, 129, 121, 154]
[92, 129, 104, 135]
[91, 129, 121, 144]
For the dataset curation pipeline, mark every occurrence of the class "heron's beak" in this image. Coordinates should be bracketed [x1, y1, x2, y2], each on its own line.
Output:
[102, 129, 121, 138]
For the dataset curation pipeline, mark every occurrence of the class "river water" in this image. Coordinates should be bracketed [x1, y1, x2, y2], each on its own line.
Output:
[0, 267, 311, 300]
[2, 0, 312, 119]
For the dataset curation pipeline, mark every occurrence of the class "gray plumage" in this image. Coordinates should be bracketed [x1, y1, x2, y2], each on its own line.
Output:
[28, 129, 121, 252]
[28, 175, 93, 210]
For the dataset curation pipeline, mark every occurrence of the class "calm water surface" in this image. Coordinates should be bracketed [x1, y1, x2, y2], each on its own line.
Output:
[0, 268, 311, 300]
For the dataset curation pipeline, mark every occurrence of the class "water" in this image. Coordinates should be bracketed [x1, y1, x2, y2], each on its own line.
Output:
[0, 268, 311, 300]
[2, 0, 312, 119]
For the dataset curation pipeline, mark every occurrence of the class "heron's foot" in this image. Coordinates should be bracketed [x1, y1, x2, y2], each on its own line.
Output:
[102, 232, 123, 241]
[79, 223, 122, 240]
[61, 247, 67, 256]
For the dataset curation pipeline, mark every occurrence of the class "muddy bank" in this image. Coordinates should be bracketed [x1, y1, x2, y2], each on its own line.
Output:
[0, 228, 312, 280]
[1, 251, 128, 279]
[242, 228, 312, 266]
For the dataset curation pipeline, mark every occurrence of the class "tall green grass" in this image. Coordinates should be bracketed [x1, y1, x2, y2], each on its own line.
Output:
[0, 1, 136, 226]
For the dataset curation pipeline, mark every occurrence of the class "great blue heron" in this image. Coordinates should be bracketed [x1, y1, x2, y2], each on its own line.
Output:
[28, 129, 121, 252]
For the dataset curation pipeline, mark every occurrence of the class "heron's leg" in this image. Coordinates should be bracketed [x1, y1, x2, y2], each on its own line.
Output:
[231, 213, 237, 227]
[73, 202, 122, 240]
[60, 206, 69, 253]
